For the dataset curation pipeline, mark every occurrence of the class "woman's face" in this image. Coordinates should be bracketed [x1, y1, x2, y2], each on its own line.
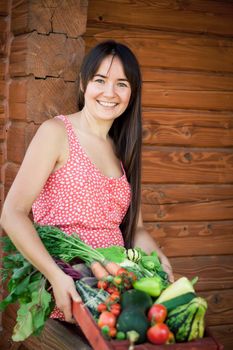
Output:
[83, 55, 131, 122]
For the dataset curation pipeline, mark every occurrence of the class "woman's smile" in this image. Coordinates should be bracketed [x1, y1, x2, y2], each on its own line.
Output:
[83, 55, 131, 122]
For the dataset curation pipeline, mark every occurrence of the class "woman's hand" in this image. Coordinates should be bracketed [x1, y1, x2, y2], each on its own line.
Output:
[159, 253, 174, 283]
[50, 270, 82, 323]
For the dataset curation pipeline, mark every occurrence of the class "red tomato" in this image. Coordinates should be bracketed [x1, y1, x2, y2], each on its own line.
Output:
[109, 327, 117, 338]
[106, 286, 118, 294]
[116, 268, 127, 276]
[128, 271, 137, 281]
[97, 280, 108, 290]
[110, 303, 121, 316]
[98, 311, 116, 328]
[147, 304, 167, 324]
[147, 323, 170, 345]
[97, 303, 107, 313]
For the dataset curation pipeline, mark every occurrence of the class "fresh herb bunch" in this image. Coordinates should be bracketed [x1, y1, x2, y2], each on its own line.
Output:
[0, 239, 54, 341]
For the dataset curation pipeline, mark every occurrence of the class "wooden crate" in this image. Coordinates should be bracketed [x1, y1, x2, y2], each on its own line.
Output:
[72, 301, 223, 350]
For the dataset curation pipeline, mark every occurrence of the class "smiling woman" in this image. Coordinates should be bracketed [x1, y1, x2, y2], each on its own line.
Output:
[0, 40, 174, 324]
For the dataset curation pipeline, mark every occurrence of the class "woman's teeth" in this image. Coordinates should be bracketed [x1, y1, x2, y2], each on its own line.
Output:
[98, 101, 117, 107]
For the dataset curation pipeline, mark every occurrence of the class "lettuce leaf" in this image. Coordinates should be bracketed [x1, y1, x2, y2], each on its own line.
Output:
[96, 246, 126, 263]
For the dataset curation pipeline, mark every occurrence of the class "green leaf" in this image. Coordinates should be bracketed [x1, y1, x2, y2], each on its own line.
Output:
[96, 246, 126, 263]
[12, 261, 32, 280]
[12, 286, 53, 341]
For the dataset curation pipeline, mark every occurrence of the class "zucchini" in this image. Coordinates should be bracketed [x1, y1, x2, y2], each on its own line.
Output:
[156, 277, 195, 304]
[160, 292, 196, 312]
[75, 280, 109, 319]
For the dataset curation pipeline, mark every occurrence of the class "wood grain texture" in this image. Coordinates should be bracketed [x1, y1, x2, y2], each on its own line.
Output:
[10, 32, 85, 80]
[142, 84, 233, 110]
[142, 109, 233, 147]
[170, 255, 233, 291]
[9, 77, 77, 123]
[87, 0, 233, 36]
[209, 324, 233, 350]
[85, 33, 233, 73]
[0, 0, 9, 15]
[145, 221, 233, 256]
[142, 68, 233, 90]
[142, 147, 233, 184]
[200, 289, 233, 326]
[11, 0, 88, 37]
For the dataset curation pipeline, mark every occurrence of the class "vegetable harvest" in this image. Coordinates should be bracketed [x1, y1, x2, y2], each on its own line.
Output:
[1, 224, 208, 346]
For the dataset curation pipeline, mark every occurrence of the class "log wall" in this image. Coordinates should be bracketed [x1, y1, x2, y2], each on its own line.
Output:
[0, 0, 88, 348]
[84, 1, 233, 348]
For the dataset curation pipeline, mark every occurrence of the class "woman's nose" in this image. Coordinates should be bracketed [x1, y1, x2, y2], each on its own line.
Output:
[103, 82, 116, 97]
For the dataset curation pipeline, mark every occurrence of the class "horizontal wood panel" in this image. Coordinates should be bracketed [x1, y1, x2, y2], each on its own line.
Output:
[85, 33, 233, 73]
[142, 68, 233, 91]
[142, 83, 233, 110]
[142, 147, 233, 184]
[199, 289, 233, 326]
[209, 324, 233, 350]
[142, 183, 233, 204]
[142, 200, 233, 221]
[87, 0, 233, 36]
[145, 221, 233, 256]
[170, 255, 233, 292]
[142, 109, 233, 147]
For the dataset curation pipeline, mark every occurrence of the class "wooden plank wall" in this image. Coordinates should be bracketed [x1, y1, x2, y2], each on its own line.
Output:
[84, 1, 233, 348]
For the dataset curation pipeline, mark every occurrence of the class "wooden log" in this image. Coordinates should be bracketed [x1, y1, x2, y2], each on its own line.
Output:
[12, 0, 88, 37]
[0, 58, 7, 79]
[7, 121, 39, 164]
[85, 33, 233, 73]
[142, 184, 233, 205]
[209, 324, 233, 350]
[10, 32, 85, 81]
[5, 163, 19, 195]
[142, 199, 233, 221]
[170, 255, 233, 291]
[0, 1, 10, 15]
[142, 147, 233, 184]
[142, 68, 233, 91]
[9, 77, 77, 123]
[145, 220, 233, 256]
[86, 0, 233, 36]
[199, 289, 233, 327]
[142, 83, 233, 110]
[142, 109, 233, 147]
[0, 80, 6, 99]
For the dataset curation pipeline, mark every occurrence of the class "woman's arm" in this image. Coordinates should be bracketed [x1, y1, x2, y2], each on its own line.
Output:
[0, 119, 81, 322]
[133, 207, 174, 282]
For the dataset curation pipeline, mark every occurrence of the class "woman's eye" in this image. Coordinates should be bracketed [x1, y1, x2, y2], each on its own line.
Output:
[95, 79, 105, 84]
[117, 82, 128, 88]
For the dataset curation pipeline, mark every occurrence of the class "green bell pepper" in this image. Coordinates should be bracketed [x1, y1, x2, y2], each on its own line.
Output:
[133, 276, 162, 297]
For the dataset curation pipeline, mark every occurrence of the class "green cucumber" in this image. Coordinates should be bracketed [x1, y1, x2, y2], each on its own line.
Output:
[160, 292, 196, 312]
[75, 280, 109, 319]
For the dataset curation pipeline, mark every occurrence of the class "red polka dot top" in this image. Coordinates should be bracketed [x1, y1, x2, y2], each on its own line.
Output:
[32, 115, 131, 249]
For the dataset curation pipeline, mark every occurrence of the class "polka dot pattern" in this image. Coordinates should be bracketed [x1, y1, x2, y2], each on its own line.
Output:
[32, 115, 131, 320]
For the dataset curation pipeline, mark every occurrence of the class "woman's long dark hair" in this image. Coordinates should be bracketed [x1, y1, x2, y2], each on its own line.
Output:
[78, 40, 142, 248]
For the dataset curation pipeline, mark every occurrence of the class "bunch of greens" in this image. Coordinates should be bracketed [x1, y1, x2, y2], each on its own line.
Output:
[0, 240, 54, 341]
